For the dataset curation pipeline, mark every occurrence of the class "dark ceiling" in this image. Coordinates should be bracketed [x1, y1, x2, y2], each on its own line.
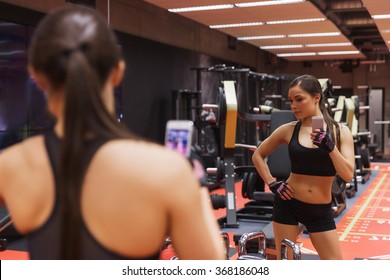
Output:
[312, 0, 388, 60]
[144, 0, 390, 62]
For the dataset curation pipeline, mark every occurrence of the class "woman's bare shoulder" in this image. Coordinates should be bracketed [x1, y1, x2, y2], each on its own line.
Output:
[0, 135, 44, 164]
[275, 120, 298, 131]
[271, 120, 297, 138]
[107, 139, 186, 161]
[99, 139, 193, 181]
[285, 120, 299, 127]
[338, 123, 353, 139]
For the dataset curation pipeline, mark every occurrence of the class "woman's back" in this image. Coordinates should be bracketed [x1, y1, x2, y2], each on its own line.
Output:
[0, 133, 220, 259]
[0, 5, 224, 260]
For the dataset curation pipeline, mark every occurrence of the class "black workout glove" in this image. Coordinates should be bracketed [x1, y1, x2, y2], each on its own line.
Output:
[268, 181, 289, 198]
[313, 128, 334, 153]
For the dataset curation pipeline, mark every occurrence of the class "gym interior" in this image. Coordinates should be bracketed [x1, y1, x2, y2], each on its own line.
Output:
[1, 0, 390, 260]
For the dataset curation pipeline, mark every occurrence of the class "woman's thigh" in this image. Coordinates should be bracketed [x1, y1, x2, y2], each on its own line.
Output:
[309, 229, 342, 260]
[272, 221, 300, 260]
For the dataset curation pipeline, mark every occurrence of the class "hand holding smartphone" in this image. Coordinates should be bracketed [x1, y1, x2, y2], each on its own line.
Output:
[311, 115, 324, 131]
[165, 120, 194, 158]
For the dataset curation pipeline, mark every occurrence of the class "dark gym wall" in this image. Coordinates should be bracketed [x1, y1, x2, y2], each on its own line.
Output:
[0, 1, 250, 145]
[1, 0, 389, 155]
[117, 31, 246, 143]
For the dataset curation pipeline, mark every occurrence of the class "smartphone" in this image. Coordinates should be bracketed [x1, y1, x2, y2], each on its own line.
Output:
[165, 120, 194, 157]
[312, 115, 324, 131]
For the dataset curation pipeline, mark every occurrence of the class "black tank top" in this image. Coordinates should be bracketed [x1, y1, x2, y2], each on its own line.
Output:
[26, 130, 160, 260]
[288, 121, 336, 176]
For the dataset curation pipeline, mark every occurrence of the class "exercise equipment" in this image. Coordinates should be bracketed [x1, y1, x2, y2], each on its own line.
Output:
[231, 110, 296, 221]
[203, 80, 239, 227]
[344, 95, 372, 184]
[237, 231, 266, 260]
[0, 214, 12, 251]
[321, 82, 359, 206]
[203, 89, 278, 227]
[280, 238, 302, 260]
[0, 212, 24, 252]
[331, 175, 347, 217]
[207, 110, 296, 224]
[236, 230, 302, 260]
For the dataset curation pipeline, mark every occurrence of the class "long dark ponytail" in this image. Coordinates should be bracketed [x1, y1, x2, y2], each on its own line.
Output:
[28, 5, 132, 259]
[290, 75, 341, 149]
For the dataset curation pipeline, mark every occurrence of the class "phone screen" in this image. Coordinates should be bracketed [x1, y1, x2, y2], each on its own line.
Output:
[312, 116, 324, 131]
[165, 128, 191, 157]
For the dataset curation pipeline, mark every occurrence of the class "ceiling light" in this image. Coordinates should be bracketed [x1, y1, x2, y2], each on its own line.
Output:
[168, 4, 234, 13]
[236, 0, 305, 8]
[261, 45, 303, 49]
[266, 18, 325, 25]
[372, 14, 390, 19]
[318, 51, 360, 55]
[306, 43, 352, 47]
[277, 52, 316, 57]
[210, 22, 263, 29]
[289, 32, 341, 37]
[238, 35, 286, 40]
[0, 50, 25, 56]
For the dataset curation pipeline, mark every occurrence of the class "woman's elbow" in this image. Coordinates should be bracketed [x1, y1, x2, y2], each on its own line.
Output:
[251, 152, 257, 164]
[252, 149, 263, 164]
[341, 165, 354, 182]
[343, 173, 354, 183]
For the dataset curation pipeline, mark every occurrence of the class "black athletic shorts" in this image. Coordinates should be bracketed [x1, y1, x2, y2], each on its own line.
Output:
[273, 196, 336, 233]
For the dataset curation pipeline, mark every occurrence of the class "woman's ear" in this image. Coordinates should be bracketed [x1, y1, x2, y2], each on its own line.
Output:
[28, 66, 49, 92]
[314, 93, 321, 104]
[110, 60, 125, 87]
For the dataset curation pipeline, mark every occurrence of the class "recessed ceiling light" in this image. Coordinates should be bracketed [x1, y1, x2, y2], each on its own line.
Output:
[261, 45, 303, 49]
[0, 50, 25, 55]
[288, 32, 341, 37]
[318, 51, 360, 55]
[210, 22, 263, 29]
[372, 14, 390, 19]
[238, 35, 286, 40]
[235, 0, 305, 8]
[168, 4, 234, 13]
[306, 43, 352, 47]
[266, 18, 325, 25]
[277, 52, 316, 57]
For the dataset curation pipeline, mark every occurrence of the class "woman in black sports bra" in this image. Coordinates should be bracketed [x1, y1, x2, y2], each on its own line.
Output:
[252, 75, 355, 260]
[0, 6, 225, 260]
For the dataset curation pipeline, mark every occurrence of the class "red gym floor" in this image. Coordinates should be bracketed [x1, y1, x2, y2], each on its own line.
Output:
[1, 163, 389, 260]
[213, 162, 390, 260]
[299, 163, 390, 260]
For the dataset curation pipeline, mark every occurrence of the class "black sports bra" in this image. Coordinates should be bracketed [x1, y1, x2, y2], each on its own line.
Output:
[26, 130, 160, 259]
[288, 121, 336, 176]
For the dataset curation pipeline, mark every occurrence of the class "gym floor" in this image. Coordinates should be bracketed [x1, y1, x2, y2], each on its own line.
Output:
[301, 162, 390, 260]
[1, 162, 389, 260]
[212, 162, 390, 260]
